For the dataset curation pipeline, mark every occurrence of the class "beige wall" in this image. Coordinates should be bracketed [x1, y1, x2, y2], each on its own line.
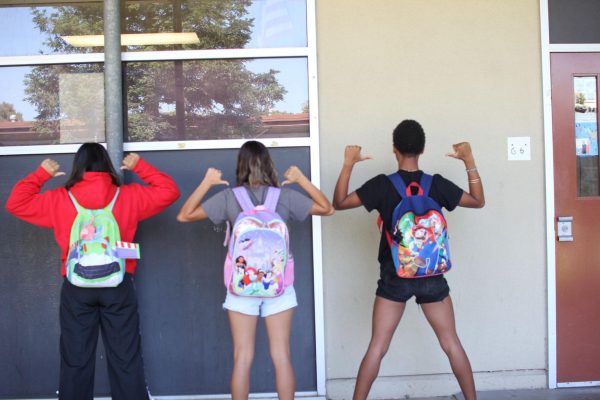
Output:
[316, 1, 546, 398]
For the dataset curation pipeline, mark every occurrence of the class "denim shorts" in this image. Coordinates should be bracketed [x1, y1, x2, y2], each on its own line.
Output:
[376, 274, 450, 304]
[223, 285, 297, 317]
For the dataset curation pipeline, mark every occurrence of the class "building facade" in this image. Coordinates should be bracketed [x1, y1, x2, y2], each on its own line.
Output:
[1, 0, 599, 398]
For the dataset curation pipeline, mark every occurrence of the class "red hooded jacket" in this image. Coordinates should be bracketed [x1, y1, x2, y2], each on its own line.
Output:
[5, 157, 180, 276]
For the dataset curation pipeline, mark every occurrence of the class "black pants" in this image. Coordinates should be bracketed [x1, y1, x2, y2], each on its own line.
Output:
[58, 274, 149, 400]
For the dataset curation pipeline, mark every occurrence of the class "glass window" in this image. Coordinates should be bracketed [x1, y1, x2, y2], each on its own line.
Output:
[0, 1, 306, 56]
[124, 57, 308, 141]
[0, 2, 104, 57]
[0, 64, 105, 146]
[574, 76, 599, 197]
[121, 0, 307, 51]
[0, 0, 311, 147]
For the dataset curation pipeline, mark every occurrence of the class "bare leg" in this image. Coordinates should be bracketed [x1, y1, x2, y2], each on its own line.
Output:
[421, 296, 476, 400]
[264, 308, 295, 400]
[228, 311, 258, 400]
[352, 296, 406, 400]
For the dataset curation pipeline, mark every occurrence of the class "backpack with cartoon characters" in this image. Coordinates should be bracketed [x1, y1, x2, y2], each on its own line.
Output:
[65, 189, 125, 287]
[223, 186, 292, 297]
[378, 173, 452, 278]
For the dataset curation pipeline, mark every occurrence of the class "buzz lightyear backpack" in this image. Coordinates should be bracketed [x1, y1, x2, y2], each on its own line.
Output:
[223, 187, 292, 297]
[378, 173, 452, 278]
[65, 189, 125, 287]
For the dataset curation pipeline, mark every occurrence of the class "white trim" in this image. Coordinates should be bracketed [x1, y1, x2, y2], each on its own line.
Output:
[540, 0, 557, 390]
[0, 138, 310, 156]
[121, 47, 309, 62]
[0, 48, 309, 67]
[306, 0, 326, 396]
[549, 44, 600, 53]
[0, 53, 104, 66]
[123, 138, 311, 152]
[21, 392, 325, 400]
[149, 391, 322, 400]
[557, 381, 600, 388]
[0, 143, 98, 156]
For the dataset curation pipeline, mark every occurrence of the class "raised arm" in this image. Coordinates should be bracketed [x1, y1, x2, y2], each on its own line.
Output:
[447, 142, 485, 208]
[122, 153, 181, 220]
[176, 168, 229, 222]
[332, 145, 371, 210]
[5, 159, 66, 228]
[282, 166, 334, 216]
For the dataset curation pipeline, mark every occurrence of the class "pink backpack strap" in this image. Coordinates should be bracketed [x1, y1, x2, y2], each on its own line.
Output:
[232, 187, 255, 211]
[264, 187, 281, 211]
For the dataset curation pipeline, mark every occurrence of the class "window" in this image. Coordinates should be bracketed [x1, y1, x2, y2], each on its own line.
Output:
[0, 0, 313, 150]
[0, 64, 104, 146]
[574, 76, 600, 196]
[125, 57, 308, 141]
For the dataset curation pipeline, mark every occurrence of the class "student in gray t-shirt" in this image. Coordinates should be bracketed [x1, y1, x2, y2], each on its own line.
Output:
[201, 184, 313, 226]
[176, 140, 333, 400]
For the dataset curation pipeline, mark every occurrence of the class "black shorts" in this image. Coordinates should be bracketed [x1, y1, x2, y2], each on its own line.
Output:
[376, 274, 450, 304]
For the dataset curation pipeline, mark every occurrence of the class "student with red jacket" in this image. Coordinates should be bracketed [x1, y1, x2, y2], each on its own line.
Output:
[5, 143, 180, 400]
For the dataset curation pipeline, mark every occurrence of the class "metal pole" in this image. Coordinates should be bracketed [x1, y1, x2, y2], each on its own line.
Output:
[104, 0, 123, 176]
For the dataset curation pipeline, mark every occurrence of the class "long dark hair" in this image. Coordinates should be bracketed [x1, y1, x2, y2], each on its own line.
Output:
[64, 143, 121, 190]
[236, 141, 279, 187]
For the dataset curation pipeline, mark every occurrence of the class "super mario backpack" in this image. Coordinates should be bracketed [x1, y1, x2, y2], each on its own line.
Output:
[378, 173, 452, 278]
[223, 186, 292, 297]
[65, 189, 125, 287]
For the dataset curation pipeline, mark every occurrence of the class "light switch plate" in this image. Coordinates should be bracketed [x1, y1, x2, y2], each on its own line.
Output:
[507, 136, 531, 161]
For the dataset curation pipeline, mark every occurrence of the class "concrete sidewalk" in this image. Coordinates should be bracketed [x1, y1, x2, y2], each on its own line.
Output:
[409, 387, 600, 400]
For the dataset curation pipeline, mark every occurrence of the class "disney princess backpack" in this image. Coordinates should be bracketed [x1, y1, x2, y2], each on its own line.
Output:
[378, 173, 452, 278]
[223, 187, 293, 297]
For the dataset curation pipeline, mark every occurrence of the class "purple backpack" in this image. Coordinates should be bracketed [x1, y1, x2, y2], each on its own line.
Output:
[223, 187, 293, 297]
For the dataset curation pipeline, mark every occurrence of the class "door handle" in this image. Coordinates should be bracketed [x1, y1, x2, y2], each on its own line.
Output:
[557, 216, 573, 241]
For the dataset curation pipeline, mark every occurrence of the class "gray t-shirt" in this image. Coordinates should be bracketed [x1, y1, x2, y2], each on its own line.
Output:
[202, 185, 313, 225]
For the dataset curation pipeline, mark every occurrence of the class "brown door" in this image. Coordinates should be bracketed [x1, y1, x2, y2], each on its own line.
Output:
[551, 53, 600, 384]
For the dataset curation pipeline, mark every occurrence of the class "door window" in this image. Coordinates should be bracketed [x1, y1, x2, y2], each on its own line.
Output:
[574, 76, 599, 197]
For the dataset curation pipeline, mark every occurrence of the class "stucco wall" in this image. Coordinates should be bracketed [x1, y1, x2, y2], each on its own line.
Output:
[316, 1, 546, 398]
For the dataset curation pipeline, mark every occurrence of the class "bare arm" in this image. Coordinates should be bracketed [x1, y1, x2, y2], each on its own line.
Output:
[447, 142, 485, 208]
[282, 166, 334, 216]
[176, 168, 229, 222]
[333, 145, 371, 210]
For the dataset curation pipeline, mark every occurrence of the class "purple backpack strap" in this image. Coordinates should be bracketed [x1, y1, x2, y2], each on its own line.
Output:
[232, 187, 255, 211]
[264, 187, 281, 211]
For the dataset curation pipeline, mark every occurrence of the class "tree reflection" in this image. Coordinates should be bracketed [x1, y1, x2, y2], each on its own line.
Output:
[25, 0, 287, 142]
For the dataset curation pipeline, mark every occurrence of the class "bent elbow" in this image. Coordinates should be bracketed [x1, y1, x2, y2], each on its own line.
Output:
[332, 199, 345, 210]
[5, 202, 15, 215]
[168, 187, 181, 204]
[176, 212, 189, 223]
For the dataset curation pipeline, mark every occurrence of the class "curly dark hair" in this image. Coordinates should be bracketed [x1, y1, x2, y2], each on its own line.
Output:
[392, 120, 426, 155]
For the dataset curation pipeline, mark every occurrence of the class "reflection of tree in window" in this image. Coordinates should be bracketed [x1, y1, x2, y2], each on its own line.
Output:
[0, 103, 23, 122]
[24, 63, 104, 143]
[27, 1, 288, 142]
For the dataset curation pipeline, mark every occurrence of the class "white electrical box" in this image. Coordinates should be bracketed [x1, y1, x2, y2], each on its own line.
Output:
[507, 137, 531, 161]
